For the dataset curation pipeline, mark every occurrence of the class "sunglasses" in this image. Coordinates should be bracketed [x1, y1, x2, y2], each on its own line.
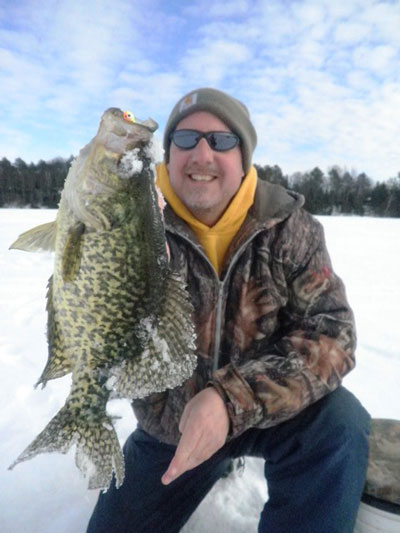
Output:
[170, 129, 240, 152]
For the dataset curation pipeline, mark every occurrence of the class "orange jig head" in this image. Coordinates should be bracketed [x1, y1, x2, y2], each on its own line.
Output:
[123, 110, 135, 123]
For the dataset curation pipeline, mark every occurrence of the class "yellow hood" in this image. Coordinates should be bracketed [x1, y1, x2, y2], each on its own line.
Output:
[156, 163, 257, 274]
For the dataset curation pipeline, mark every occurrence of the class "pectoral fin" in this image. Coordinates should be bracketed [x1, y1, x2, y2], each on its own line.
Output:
[61, 222, 85, 281]
[9, 221, 57, 252]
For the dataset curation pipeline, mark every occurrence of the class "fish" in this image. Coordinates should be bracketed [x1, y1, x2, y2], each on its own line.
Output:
[8, 107, 197, 490]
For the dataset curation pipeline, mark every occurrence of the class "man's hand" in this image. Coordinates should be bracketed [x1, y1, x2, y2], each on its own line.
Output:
[161, 387, 230, 485]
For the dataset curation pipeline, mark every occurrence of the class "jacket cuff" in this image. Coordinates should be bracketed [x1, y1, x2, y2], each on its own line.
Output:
[211, 364, 264, 438]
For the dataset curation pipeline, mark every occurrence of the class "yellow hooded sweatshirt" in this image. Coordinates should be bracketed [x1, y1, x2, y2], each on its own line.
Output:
[156, 163, 257, 275]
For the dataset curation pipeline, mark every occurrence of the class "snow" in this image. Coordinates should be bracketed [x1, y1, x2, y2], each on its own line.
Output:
[119, 150, 144, 177]
[1, 209, 399, 533]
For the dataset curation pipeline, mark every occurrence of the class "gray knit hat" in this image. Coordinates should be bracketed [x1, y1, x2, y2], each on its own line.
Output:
[163, 87, 257, 172]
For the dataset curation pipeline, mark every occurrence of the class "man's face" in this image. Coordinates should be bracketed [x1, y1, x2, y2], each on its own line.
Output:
[167, 111, 245, 226]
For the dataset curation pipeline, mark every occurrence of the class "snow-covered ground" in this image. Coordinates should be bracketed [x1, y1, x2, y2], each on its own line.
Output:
[1, 209, 399, 533]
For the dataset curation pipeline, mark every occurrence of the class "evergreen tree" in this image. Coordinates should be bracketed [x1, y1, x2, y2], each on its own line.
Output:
[327, 166, 343, 214]
[341, 172, 356, 214]
[354, 173, 372, 215]
[0, 158, 18, 206]
[385, 176, 400, 217]
[1, 155, 399, 217]
[370, 182, 389, 216]
[254, 164, 288, 187]
[291, 167, 328, 215]
[0, 156, 71, 207]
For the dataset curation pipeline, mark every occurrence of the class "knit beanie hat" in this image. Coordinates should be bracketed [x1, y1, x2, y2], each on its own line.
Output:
[163, 88, 257, 172]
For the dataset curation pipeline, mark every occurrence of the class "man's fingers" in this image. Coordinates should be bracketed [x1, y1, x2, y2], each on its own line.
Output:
[161, 454, 196, 485]
[161, 427, 202, 485]
[161, 389, 230, 485]
[162, 438, 217, 485]
[161, 464, 178, 486]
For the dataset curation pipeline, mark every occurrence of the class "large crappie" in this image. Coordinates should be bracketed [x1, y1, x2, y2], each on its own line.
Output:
[9, 108, 197, 490]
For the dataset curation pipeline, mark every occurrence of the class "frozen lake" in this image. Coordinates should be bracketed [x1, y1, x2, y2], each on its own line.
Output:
[1, 209, 399, 532]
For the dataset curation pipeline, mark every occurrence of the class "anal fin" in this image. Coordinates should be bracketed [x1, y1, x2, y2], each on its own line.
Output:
[111, 271, 197, 399]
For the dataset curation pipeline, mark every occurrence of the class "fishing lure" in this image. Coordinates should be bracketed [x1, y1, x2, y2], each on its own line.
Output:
[123, 110, 135, 123]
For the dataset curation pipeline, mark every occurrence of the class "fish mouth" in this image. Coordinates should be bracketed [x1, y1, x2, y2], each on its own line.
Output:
[96, 108, 158, 154]
[103, 108, 158, 133]
[131, 116, 158, 133]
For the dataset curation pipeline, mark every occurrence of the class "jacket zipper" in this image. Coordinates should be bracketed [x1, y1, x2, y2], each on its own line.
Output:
[169, 230, 264, 373]
[212, 231, 265, 372]
[212, 281, 225, 373]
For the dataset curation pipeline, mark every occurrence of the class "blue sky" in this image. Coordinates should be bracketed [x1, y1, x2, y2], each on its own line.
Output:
[1, 0, 400, 181]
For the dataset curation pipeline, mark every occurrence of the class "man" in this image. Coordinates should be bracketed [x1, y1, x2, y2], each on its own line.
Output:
[87, 88, 370, 532]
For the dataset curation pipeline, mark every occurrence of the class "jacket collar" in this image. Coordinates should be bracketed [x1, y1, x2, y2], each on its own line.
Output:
[163, 179, 304, 278]
[164, 178, 304, 242]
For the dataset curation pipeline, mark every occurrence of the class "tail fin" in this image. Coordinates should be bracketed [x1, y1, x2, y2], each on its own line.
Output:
[111, 271, 197, 399]
[9, 401, 125, 490]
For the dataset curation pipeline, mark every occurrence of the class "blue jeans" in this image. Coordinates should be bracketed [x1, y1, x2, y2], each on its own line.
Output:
[87, 386, 370, 533]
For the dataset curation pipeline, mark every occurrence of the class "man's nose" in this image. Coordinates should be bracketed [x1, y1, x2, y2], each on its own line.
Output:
[189, 137, 214, 164]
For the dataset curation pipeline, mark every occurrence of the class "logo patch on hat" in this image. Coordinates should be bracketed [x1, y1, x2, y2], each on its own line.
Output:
[179, 93, 198, 112]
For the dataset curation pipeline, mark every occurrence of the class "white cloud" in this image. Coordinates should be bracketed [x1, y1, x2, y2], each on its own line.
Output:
[291, 39, 326, 69]
[1, 0, 400, 180]
[324, 0, 364, 20]
[291, 2, 325, 26]
[334, 21, 371, 44]
[111, 71, 184, 118]
[0, 48, 50, 118]
[183, 0, 251, 17]
[181, 40, 252, 85]
[0, 124, 32, 163]
[254, 75, 400, 180]
[346, 70, 379, 93]
[361, 1, 400, 45]
[353, 44, 397, 75]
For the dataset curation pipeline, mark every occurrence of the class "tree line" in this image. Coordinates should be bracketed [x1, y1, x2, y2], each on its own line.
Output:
[0, 156, 73, 209]
[1, 156, 400, 217]
[255, 164, 400, 217]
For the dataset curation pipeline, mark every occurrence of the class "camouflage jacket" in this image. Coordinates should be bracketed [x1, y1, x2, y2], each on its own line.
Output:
[132, 179, 356, 445]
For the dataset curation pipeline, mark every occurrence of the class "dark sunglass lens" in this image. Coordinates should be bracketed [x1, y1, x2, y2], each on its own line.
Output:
[171, 130, 239, 151]
[207, 133, 218, 149]
[209, 133, 239, 151]
[171, 130, 199, 149]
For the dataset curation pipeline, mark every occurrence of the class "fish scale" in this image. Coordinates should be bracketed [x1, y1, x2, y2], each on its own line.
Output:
[9, 108, 197, 490]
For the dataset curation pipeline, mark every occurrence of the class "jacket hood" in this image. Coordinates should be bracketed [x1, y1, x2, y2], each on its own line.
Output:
[249, 179, 304, 226]
[163, 178, 304, 245]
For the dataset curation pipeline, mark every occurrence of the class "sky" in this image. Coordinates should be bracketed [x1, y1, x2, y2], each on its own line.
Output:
[1, 0, 400, 181]
[1, 210, 400, 532]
